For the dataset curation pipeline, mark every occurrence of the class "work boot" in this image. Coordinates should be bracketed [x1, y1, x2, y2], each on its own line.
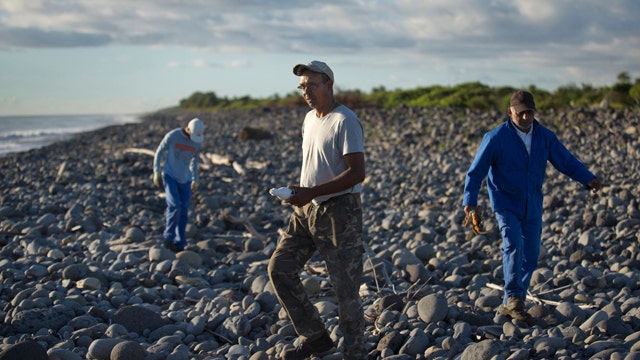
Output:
[163, 240, 182, 252]
[497, 296, 533, 324]
[282, 332, 335, 360]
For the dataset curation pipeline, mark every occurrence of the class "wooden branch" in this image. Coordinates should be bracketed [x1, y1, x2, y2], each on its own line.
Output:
[245, 160, 269, 170]
[205, 153, 233, 165]
[122, 148, 155, 156]
[232, 161, 247, 176]
[56, 160, 67, 182]
[223, 212, 266, 243]
[486, 282, 596, 309]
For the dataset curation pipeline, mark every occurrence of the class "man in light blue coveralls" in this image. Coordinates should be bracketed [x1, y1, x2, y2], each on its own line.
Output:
[153, 118, 204, 252]
[463, 90, 601, 322]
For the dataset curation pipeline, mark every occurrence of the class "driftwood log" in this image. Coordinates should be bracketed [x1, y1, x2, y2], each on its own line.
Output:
[223, 212, 266, 243]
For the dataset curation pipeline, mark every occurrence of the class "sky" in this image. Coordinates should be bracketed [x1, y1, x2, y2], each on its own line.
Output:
[0, 0, 639, 116]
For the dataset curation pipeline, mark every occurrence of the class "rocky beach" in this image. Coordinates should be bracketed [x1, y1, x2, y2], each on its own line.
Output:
[0, 106, 639, 360]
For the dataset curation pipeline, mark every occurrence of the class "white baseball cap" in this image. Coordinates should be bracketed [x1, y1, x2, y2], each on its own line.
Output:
[187, 118, 205, 143]
[293, 60, 334, 82]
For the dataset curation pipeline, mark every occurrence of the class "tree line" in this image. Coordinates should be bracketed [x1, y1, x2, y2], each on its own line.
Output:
[178, 72, 640, 112]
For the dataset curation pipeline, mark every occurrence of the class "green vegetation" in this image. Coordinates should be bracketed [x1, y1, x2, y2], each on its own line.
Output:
[178, 72, 639, 111]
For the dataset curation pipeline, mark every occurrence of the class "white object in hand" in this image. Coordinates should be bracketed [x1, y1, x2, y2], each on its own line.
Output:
[270, 187, 294, 200]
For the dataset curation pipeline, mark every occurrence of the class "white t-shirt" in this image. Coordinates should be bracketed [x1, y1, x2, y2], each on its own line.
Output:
[515, 127, 532, 155]
[300, 105, 364, 204]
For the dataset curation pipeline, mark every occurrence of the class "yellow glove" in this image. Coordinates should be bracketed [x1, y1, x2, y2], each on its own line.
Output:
[191, 181, 198, 192]
[153, 171, 163, 189]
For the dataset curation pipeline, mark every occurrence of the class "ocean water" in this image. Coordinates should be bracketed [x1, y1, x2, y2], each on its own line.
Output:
[0, 114, 142, 157]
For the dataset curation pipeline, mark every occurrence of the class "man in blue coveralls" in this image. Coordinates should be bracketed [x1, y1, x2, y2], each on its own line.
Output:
[463, 90, 601, 322]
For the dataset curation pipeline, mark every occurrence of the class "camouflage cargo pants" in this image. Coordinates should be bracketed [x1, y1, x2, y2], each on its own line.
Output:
[268, 193, 366, 359]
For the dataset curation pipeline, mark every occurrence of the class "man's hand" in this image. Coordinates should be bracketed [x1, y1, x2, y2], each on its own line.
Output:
[191, 181, 198, 193]
[587, 178, 602, 193]
[285, 186, 315, 207]
[153, 171, 163, 189]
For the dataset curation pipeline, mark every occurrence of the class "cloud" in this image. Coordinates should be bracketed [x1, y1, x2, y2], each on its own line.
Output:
[0, 27, 111, 47]
[0, 0, 638, 93]
[168, 58, 249, 69]
[192, 59, 209, 68]
[0, 0, 636, 56]
[226, 60, 249, 69]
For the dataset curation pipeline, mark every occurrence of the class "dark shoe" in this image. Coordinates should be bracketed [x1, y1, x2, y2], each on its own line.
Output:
[282, 332, 335, 360]
[163, 240, 181, 252]
[497, 296, 533, 323]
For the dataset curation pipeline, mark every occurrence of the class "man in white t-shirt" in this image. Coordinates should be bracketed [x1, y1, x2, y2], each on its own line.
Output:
[268, 60, 367, 360]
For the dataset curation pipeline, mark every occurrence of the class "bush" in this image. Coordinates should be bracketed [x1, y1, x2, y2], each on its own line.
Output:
[178, 72, 639, 112]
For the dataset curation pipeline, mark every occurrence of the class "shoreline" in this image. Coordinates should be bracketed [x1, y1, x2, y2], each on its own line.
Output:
[0, 113, 146, 160]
